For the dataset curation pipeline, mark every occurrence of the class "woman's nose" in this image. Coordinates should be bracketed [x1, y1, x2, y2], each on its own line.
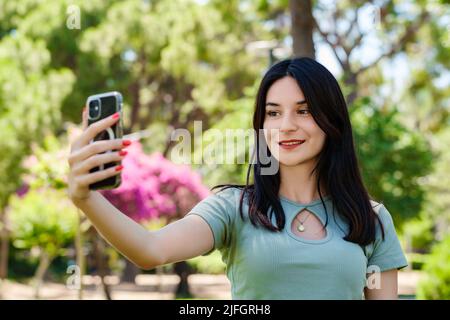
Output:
[279, 115, 298, 132]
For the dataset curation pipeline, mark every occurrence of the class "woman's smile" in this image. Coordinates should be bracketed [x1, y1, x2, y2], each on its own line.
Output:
[278, 139, 306, 150]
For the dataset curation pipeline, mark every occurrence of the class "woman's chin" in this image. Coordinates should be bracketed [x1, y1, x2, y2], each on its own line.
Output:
[277, 156, 308, 167]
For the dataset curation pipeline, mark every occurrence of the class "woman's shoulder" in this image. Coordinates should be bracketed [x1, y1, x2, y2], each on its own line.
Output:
[196, 186, 243, 212]
[214, 185, 242, 195]
[369, 200, 384, 214]
[187, 186, 242, 222]
[213, 186, 248, 217]
[369, 199, 393, 222]
[368, 199, 400, 241]
[213, 186, 244, 201]
[365, 199, 408, 270]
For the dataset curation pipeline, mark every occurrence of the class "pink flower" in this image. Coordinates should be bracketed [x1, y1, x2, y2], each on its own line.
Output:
[101, 141, 210, 223]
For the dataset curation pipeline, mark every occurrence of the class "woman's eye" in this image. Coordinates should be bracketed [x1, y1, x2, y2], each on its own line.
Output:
[298, 109, 310, 115]
[266, 110, 309, 117]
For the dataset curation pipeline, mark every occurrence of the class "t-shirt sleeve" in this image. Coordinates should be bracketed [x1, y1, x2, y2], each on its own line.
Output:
[366, 204, 408, 272]
[185, 187, 238, 256]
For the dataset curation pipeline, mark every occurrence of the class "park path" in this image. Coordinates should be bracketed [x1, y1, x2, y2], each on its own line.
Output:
[1, 271, 421, 300]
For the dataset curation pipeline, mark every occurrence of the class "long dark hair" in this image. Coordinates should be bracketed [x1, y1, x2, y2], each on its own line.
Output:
[213, 57, 384, 246]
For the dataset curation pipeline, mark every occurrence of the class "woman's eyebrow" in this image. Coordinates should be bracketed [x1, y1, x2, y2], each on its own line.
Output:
[265, 100, 307, 107]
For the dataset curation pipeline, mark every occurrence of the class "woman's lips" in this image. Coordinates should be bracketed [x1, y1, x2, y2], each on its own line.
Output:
[278, 140, 305, 150]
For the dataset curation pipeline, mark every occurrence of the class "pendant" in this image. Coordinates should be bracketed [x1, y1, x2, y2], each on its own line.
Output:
[297, 224, 305, 232]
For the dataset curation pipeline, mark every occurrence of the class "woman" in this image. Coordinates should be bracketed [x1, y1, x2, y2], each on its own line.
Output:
[68, 57, 407, 300]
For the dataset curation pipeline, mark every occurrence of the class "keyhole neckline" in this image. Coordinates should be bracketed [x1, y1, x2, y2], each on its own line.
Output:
[279, 196, 334, 244]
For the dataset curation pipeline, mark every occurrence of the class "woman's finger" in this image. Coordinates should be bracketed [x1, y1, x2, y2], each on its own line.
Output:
[72, 150, 126, 175]
[82, 106, 88, 131]
[76, 164, 123, 187]
[68, 138, 128, 168]
[80, 111, 120, 146]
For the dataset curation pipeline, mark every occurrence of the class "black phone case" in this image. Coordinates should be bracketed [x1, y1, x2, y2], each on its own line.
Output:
[87, 92, 123, 190]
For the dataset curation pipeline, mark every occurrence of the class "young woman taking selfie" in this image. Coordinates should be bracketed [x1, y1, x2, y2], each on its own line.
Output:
[67, 57, 407, 300]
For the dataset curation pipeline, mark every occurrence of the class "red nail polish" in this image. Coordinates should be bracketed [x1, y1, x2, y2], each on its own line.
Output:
[119, 150, 128, 156]
[122, 140, 132, 146]
[115, 165, 124, 171]
[112, 112, 120, 119]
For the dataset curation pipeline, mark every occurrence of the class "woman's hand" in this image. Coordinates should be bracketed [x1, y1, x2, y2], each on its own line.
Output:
[67, 108, 129, 202]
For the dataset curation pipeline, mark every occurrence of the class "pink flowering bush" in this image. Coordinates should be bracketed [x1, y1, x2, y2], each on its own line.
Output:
[100, 141, 211, 223]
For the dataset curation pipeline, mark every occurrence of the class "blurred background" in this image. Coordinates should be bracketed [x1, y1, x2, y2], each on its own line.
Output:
[0, 0, 448, 300]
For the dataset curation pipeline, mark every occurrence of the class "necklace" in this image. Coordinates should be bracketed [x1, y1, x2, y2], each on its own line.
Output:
[295, 211, 312, 232]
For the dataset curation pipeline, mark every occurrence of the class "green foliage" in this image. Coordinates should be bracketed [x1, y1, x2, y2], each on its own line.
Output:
[0, 32, 74, 209]
[350, 97, 435, 227]
[187, 250, 226, 275]
[405, 252, 429, 271]
[22, 133, 71, 191]
[418, 128, 450, 242]
[7, 244, 38, 281]
[416, 234, 450, 300]
[192, 83, 257, 188]
[8, 189, 78, 258]
[402, 213, 435, 253]
[41, 0, 265, 131]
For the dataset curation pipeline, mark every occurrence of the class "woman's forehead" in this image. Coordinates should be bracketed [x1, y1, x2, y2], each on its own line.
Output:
[266, 77, 305, 103]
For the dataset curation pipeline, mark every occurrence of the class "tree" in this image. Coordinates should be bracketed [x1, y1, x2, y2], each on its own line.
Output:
[8, 189, 78, 299]
[13, 0, 265, 142]
[350, 97, 434, 226]
[417, 234, 450, 299]
[10, 132, 83, 298]
[0, 33, 74, 280]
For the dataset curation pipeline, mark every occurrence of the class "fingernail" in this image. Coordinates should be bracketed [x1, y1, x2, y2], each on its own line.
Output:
[115, 165, 124, 172]
[119, 150, 128, 156]
[122, 140, 132, 146]
[82, 107, 86, 113]
[112, 112, 120, 119]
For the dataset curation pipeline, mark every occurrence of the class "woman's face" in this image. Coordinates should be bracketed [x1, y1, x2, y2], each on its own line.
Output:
[263, 76, 326, 167]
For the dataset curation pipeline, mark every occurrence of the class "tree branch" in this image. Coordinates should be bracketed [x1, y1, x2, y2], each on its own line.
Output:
[313, 19, 347, 71]
[355, 10, 430, 76]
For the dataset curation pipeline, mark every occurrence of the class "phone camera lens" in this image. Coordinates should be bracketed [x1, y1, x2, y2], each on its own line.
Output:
[89, 99, 101, 119]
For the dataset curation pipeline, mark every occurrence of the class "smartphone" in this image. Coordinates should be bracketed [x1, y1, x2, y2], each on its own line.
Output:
[86, 91, 123, 190]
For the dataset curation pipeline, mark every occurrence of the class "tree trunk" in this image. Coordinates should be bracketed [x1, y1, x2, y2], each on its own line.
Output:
[0, 209, 10, 280]
[289, 0, 316, 58]
[33, 250, 53, 299]
[93, 233, 112, 300]
[121, 259, 140, 283]
[75, 210, 85, 300]
[344, 72, 359, 106]
[0, 208, 10, 299]
[174, 261, 193, 299]
[155, 265, 164, 292]
[128, 81, 141, 133]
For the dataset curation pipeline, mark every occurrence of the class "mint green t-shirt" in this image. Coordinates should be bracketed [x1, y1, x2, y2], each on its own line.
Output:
[186, 187, 408, 300]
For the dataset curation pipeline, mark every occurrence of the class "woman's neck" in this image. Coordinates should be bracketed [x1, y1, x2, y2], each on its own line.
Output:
[278, 162, 327, 203]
